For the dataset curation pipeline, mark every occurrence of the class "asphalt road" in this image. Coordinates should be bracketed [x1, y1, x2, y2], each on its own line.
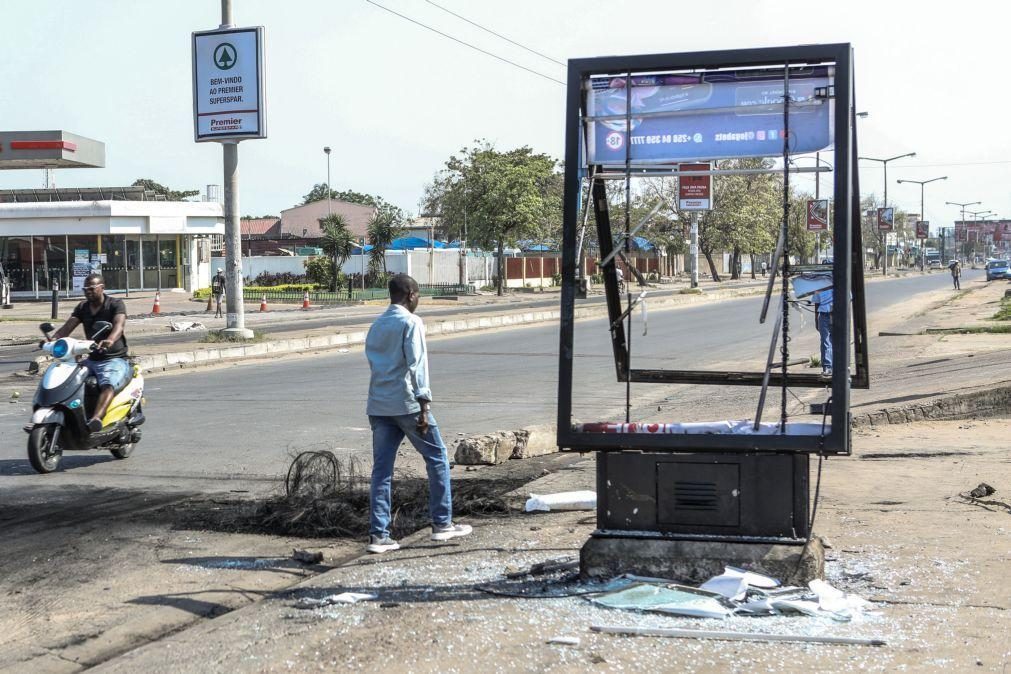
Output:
[0, 270, 972, 492]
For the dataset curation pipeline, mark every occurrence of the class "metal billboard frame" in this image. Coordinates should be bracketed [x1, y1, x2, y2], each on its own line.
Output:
[557, 43, 866, 455]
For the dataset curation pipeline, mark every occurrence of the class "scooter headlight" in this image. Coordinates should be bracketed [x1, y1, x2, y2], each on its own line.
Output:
[51, 339, 69, 359]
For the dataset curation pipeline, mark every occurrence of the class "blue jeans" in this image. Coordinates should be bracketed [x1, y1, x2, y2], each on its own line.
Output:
[817, 311, 833, 371]
[368, 412, 452, 538]
[83, 357, 131, 390]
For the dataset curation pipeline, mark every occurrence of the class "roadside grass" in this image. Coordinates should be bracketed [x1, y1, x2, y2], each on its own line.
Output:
[993, 297, 1011, 321]
[199, 329, 269, 344]
[929, 324, 1011, 335]
[0, 316, 51, 323]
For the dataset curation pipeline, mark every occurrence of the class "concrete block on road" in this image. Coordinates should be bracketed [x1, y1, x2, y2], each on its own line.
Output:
[308, 336, 331, 348]
[454, 431, 518, 465]
[220, 346, 246, 360]
[512, 424, 558, 459]
[347, 331, 367, 344]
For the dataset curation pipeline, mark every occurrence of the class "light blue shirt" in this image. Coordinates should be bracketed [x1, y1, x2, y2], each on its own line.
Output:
[811, 287, 833, 313]
[365, 304, 432, 416]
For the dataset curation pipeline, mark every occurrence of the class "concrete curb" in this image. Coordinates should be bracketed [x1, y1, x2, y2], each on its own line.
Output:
[134, 285, 768, 374]
[852, 383, 1011, 428]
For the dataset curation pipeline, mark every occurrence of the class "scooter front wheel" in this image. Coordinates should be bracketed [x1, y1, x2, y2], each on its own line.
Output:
[28, 424, 63, 474]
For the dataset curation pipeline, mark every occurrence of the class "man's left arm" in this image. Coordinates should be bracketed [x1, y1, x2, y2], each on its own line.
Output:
[98, 303, 127, 351]
[404, 319, 432, 430]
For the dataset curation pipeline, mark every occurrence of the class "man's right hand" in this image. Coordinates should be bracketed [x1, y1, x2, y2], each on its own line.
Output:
[417, 401, 430, 435]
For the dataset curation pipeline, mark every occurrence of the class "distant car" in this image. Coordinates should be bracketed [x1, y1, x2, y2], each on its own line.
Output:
[985, 259, 1010, 281]
[928, 259, 942, 268]
[820, 257, 833, 265]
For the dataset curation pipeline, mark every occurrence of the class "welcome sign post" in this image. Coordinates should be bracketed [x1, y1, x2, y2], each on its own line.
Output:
[192, 3, 266, 339]
[679, 163, 711, 288]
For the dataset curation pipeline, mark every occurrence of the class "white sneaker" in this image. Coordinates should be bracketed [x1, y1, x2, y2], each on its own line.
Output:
[430, 523, 472, 542]
[366, 535, 400, 554]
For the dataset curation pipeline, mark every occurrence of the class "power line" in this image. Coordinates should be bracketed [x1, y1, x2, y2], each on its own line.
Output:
[363, 0, 565, 86]
[858, 159, 1011, 169]
[424, 0, 566, 67]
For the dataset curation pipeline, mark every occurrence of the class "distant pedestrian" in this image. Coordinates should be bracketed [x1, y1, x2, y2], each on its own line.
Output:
[363, 273, 471, 554]
[950, 260, 961, 290]
[211, 268, 226, 318]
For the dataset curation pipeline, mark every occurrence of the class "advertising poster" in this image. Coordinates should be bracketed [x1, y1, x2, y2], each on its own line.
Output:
[192, 26, 265, 141]
[585, 66, 833, 164]
[877, 207, 894, 232]
[807, 199, 829, 231]
[915, 221, 929, 239]
[73, 249, 90, 292]
[678, 163, 711, 210]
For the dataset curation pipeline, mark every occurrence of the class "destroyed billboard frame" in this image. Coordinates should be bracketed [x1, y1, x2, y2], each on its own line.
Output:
[556, 44, 868, 455]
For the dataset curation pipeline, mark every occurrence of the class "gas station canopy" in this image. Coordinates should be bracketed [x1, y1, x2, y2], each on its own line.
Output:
[0, 130, 105, 169]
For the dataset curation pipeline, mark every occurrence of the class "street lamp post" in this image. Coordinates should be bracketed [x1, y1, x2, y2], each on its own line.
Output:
[323, 146, 332, 219]
[859, 152, 916, 275]
[968, 210, 992, 266]
[896, 175, 947, 271]
[938, 199, 978, 264]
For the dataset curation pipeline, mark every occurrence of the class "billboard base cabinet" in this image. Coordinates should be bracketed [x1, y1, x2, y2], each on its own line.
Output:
[580, 450, 822, 583]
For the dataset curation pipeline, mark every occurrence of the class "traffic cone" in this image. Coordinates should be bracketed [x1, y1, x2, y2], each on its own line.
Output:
[301, 290, 311, 310]
[152, 292, 161, 315]
[205, 293, 213, 312]
[259, 294, 268, 312]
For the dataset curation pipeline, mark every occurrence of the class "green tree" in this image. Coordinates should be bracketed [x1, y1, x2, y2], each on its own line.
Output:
[132, 178, 200, 201]
[367, 211, 405, 276]
[304, 255, 336, 290]
[301, 184, 405, 224]
[424, 142, 561, 295]
[319, 214, 355, 292]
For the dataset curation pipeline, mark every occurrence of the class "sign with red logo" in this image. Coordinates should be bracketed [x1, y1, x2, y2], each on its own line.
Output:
[877, 207, 894, 232]
[678, 163, 711, 210]
[915, 221, 929, 239]
[806, 199, 829, 231]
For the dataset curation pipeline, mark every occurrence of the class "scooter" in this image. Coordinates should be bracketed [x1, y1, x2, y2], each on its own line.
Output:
[25, 321, 146, 474]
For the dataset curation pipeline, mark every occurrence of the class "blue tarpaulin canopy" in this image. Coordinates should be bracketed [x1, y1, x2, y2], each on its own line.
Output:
[351, 244, 375, 254]
[389, 237, 447, 250]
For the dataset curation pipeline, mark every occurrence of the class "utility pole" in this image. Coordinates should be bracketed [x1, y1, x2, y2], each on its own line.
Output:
[968, 210, 992, 267]
[897, 175, 947, 271]
[219, 0, 253, 339]
[859, 152, 916, 276]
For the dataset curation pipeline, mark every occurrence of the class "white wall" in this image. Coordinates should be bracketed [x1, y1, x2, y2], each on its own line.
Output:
[210, 250, 480, 286]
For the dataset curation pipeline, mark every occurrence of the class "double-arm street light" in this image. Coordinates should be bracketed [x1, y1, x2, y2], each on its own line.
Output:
[859, 152, 916, 275]
[897, 175, 947, 270]
[944, 200, 981, 264]
[968, 210, 993, 265]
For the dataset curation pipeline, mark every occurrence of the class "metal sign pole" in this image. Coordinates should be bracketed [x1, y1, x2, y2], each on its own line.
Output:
[690, 212, 699, 288]
[218, 0, 252, 338]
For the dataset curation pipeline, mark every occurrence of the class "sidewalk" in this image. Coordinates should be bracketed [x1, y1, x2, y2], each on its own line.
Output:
[94, 419, 1010, 673]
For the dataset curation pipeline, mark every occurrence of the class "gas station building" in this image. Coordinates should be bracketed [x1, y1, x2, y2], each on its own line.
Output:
[0, 130, 223, 298]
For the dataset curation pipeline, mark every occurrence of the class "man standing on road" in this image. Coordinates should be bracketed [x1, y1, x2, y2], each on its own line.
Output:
[363, 273, 472, 554]
[48, 273, 130, 432]
[811, 285, 833, 378]
[950, 260, 961, 290]
[211, 268, 226, 318]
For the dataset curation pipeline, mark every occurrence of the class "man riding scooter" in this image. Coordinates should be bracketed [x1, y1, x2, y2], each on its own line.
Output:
[47, 273, 130, 432]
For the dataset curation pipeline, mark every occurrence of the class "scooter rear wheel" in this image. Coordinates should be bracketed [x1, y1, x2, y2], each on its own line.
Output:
[110, 443, 133, 460]
[28, 424, 62, 474]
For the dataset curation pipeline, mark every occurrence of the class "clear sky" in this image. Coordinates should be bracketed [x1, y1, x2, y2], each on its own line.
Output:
[2, 0, 1007, 230]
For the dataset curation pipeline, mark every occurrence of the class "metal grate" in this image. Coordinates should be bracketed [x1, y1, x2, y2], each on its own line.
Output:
[673, 481, 720, 511]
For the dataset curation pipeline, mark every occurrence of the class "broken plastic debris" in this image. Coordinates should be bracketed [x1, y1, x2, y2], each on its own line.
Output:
[546, 636, 581, 646]
[524, 490, 596, 512]
[591, 582, 733, 619]
[968, 483, 996, 498]
[292, 549, 324, 564]
[699, 566, 780, 600]
[169, 320, 205, 332]
[294, 592, 377, 609]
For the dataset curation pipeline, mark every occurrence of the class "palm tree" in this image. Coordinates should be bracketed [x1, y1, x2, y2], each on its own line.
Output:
[367, 211, 405, 276]
[319, 214, 355, 292]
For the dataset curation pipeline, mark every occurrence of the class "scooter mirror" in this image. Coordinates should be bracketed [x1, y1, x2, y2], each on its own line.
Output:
[39, 322, 55, 334]
[92, 321, 113, 339]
